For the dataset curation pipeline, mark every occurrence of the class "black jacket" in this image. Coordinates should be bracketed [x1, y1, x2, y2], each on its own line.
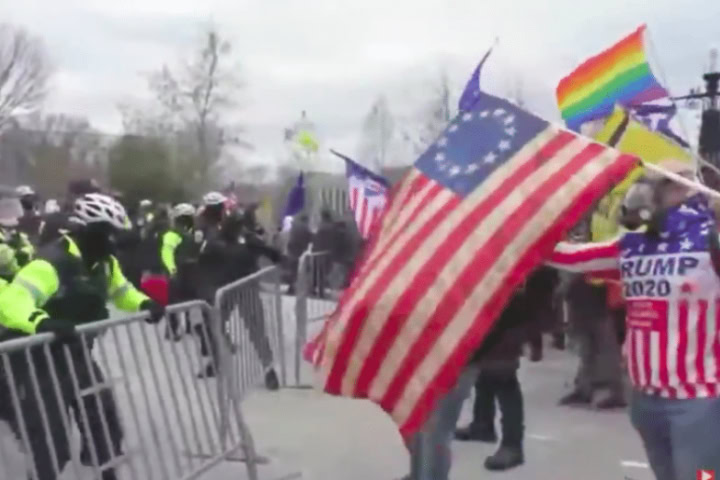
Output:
[313, 220, 335, 254]
[17, 212, 42, 241]
[470, 267, 559, 364]
[288, 221, 313, 258]
[39, 212, 71, 246]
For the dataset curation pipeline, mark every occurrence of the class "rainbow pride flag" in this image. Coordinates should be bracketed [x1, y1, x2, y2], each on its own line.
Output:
[557, 25, 668, 131]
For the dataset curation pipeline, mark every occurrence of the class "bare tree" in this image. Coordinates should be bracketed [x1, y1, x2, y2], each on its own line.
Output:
[0, 24, 52, 131]
[400, 70, 455, 157]
[130, 27, 248, 188]
[357, 95, 395, 172]
[20, 113, 107, 195]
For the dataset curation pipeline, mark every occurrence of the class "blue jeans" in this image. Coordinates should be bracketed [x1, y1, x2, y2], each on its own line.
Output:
[408, 365, 480, 480]
[630, 390, 720, 480]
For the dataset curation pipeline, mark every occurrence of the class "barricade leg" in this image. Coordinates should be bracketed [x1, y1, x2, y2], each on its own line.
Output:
[273, 270, 287, 387]
[76, 339, 124, 479]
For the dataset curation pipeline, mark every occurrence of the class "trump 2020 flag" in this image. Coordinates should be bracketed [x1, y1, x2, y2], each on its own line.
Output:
[331, 150, 390, 238]
[307, 88, 637, 439]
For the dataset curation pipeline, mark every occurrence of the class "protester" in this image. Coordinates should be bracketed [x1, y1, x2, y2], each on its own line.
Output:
[286, 213, 313, 293]
[559, 272, 626, 409]
[312, 209, 335, 297]
[455, 268, 558, 471]
[219, 209, 280, 390]
[403, 268, 557, 480]
[548, 160, 720, 480]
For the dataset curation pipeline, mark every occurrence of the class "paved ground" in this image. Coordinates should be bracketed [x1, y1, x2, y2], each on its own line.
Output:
[0, 295, 653, 480]
[241, 345, 653, 480]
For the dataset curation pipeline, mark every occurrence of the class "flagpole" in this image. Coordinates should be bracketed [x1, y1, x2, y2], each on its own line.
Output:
[644, 28, 704, 172]
[642, 161, 720, 201]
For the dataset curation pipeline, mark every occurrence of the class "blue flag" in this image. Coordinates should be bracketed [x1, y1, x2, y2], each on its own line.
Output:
[458, 45, 495, 112]
[283, 173, 305, 218]
[630, 103, 689, 148]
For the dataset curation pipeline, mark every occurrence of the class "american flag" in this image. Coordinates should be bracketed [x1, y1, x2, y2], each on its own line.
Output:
[308, 91, 636, 438]
[332, 150, 390, 239]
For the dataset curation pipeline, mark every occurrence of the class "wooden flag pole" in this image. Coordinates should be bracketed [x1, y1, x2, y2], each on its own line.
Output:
[642, 161, 720, 201]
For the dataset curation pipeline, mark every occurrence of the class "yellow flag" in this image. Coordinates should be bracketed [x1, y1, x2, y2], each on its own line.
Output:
[590, 106, 691, 242]
[296, 130, 319, 153]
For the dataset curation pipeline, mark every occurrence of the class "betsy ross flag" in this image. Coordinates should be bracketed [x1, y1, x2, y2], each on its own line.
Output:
[307, 88, 637, 438]
[332, 150, 390, 238]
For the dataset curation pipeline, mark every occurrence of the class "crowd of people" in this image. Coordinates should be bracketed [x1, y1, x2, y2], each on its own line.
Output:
[1, 157, 719, 480]
[0, 179, 322, 480]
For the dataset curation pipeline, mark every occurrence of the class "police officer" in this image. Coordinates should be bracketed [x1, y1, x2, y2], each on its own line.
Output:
[194, 191, 229, 378]
[0, 193, 165, 480]
[0, 187, 35, 270]
[0, 188, 25, 427]
[0, 188, 25, 285]
[162, 203, 200, 339]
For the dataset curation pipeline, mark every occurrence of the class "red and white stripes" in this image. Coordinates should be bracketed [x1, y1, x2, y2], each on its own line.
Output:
[312, 126, 636, 437]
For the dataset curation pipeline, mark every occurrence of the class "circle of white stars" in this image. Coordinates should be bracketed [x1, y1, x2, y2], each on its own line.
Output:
[432, 107, 517, 178]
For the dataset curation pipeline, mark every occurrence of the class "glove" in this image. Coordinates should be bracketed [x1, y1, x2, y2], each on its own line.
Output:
[141, 300, 166, 324]
[36, 317, 77, 341]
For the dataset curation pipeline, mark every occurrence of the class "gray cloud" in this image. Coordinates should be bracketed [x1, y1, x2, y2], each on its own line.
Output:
[2, 0, 718, 169]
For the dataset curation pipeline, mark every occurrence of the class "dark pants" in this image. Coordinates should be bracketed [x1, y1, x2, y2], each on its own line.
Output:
[71, 356, 123, 476]
[236, 287, 273, 368]
[312, 257, 332, 298]
[471, 369, 524, 447]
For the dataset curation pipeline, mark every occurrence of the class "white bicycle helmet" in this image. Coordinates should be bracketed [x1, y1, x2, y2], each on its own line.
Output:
[139, 199, 153, 208]
[71, 193, 131, 230]
[202, 191, 227, 206]
[171, 203, 196, 219]
[16, 185, 35, 197]
[44, 199, 61, 214]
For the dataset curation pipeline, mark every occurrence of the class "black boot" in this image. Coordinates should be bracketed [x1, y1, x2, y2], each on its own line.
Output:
[197, 363, 216, 379]
[101, 470, 118, 480]
[265, 367, 280, 391]
[484, 445, 524, 471]
[454, 423, 497, 442]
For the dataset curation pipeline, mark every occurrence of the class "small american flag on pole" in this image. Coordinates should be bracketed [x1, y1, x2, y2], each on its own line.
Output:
[309, 91, 637, 438]
[331, 150, 390, 239]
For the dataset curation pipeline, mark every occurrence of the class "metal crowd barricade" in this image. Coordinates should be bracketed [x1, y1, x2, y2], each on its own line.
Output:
[292, 251, 340, 387]
[0, 300, 260, 480]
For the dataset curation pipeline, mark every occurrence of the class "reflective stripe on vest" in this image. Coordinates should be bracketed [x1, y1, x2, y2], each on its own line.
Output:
[15, 277, 48, 305]
[109, 281, 131, 301]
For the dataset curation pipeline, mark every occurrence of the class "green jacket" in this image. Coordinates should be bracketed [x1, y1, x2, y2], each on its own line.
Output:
[160, 230, 183, 276]
[0, 228, 33, 279]
[0, 235, 148, 335]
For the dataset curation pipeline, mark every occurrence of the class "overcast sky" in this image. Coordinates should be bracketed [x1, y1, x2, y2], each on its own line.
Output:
[2, 0, 718, 170]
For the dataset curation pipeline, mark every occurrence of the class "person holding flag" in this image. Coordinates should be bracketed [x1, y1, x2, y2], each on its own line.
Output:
[547, 160, 720, 480]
